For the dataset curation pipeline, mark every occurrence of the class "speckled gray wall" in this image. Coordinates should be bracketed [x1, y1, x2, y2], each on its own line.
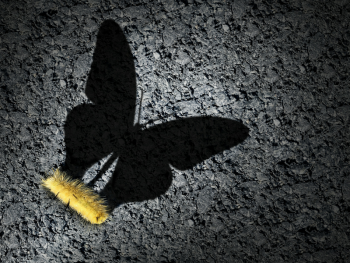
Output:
[1, 0, 350, 262]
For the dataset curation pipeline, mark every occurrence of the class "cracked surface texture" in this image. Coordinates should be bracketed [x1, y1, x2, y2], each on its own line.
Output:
[0, 0, 350, 262]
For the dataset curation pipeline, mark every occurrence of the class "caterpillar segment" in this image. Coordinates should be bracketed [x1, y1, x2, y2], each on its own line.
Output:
[42, 169, 110, 224]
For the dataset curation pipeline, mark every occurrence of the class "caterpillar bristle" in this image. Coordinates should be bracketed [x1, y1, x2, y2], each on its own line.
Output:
[42, 168, 110, 224]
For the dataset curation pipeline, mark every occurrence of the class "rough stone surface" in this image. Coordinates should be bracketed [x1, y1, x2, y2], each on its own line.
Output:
[1, 0, 350, 262]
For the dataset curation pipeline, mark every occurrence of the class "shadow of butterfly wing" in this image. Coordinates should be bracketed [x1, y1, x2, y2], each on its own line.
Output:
[100, 117, 249, 207]
[64, 20, 136, 178]
[160, 117, 249, 170]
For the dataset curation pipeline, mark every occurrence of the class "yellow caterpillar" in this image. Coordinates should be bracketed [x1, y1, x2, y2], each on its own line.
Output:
[42, 169, 110, 224]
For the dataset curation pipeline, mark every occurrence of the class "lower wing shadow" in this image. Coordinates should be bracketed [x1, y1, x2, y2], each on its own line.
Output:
[100, 116, 249, 208]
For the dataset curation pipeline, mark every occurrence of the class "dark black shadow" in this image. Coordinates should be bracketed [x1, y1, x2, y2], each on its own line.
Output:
[64, 20, 249, 211]
[64, 20, 136, 179]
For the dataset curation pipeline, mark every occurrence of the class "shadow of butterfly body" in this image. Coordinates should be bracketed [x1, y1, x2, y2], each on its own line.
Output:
[64, 20, 249, 210]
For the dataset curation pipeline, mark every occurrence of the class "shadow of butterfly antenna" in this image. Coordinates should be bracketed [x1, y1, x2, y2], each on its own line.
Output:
[44, 20, 249, 224]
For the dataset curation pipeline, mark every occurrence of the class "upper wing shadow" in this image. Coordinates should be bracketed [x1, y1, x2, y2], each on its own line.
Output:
[63, 20, 136, 178]
[144, 116, 250, 170]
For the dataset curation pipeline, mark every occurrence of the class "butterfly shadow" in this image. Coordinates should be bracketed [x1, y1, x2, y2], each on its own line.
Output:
[63, 20, 249, 211]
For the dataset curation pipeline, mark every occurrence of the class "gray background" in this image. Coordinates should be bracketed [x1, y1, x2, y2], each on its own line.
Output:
[1, 0, 350, 262]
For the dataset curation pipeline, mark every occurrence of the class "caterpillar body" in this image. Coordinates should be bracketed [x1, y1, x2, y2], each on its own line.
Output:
[42, 169, 110, 224]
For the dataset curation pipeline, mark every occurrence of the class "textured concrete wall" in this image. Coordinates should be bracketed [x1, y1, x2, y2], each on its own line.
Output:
[0, 0, 350, 262]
